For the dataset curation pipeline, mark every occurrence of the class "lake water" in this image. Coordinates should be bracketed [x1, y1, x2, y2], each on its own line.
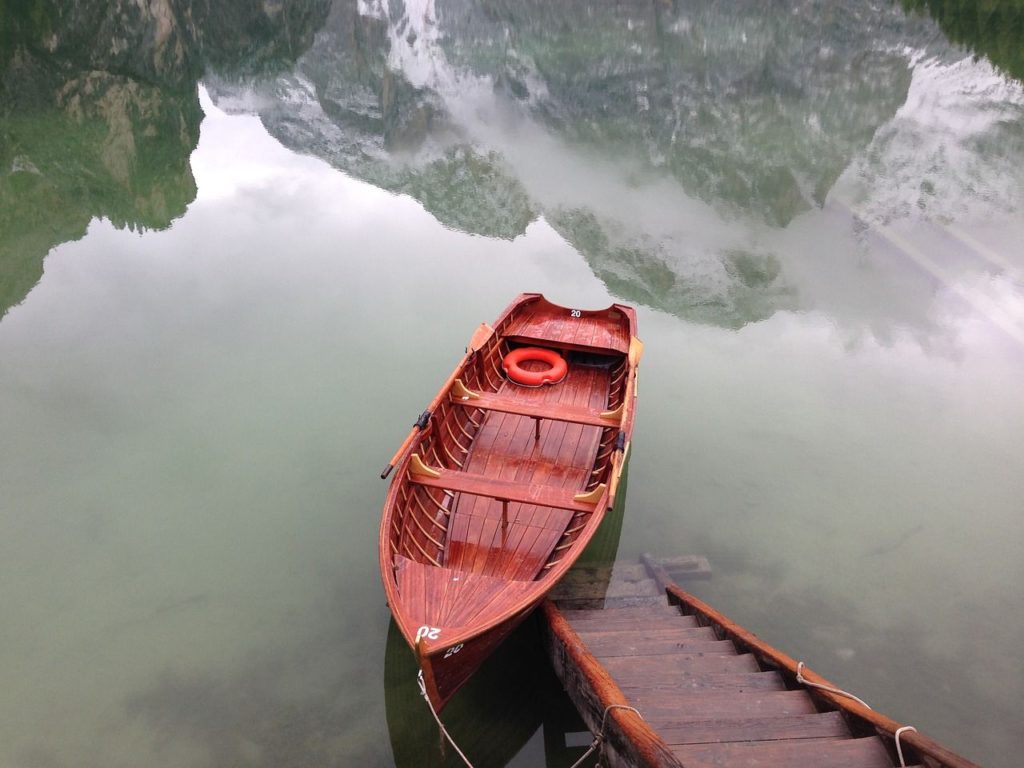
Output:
[1, 2, 1022, 766]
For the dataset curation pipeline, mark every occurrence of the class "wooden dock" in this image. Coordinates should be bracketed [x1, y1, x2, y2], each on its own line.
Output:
[542, 555, 979, 768]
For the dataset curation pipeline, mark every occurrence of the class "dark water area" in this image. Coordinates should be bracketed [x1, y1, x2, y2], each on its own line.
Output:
[2, 2, 1023, 767]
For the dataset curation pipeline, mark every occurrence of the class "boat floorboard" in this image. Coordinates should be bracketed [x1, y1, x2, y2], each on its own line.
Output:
[444, 363, 610, 579]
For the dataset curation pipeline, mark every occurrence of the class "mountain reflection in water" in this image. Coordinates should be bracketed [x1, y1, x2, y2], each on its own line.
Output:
[202, 0, 1024, 331]
[4, 1, 1023, 330]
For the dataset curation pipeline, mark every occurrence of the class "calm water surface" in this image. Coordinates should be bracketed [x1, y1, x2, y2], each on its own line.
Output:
[2, 2, 1023, 766]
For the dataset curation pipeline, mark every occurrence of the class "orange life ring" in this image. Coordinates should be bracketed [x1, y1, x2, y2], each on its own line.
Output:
[502, 347, 568, 387]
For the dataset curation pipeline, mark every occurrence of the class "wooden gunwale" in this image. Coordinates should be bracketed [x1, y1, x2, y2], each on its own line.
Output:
[641, 554, 981, 768]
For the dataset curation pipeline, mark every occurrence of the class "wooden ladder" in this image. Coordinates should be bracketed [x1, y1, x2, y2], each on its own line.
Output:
[542, 557, 978, 768]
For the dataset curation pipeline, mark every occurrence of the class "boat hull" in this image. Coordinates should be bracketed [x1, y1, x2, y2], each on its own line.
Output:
[379, 293, 641, 711]
[417, 607, 534, 711]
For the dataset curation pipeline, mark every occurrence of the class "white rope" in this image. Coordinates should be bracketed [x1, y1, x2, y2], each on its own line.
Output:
[416, 670, 476, 768]
[796, 661, 872, 709]
[795, 664, 922, 766]
[568, 703, 644, 768]
[895, 725, 918, 767]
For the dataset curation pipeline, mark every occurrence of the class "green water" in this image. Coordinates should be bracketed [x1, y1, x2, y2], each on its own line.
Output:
[2, 2, 1023, 766]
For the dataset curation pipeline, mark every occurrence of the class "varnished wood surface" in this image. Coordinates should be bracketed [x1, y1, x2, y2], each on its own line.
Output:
[411, 467, 596, 514]
[450, 384, 623, 428]
[393, 555, 535, 629]
[445, 362, 610, 578]
[504, 298, 632, 355]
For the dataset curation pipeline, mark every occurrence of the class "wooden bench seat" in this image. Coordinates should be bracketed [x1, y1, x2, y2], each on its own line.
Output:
[449, 379, 621, 428]
[408, 454, 606, 514]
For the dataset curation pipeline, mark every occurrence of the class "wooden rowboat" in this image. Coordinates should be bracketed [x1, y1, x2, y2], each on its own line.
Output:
[378, 293, 642, 711]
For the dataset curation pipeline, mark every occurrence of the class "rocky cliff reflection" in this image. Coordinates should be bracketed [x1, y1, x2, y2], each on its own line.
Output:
[205, 0, 1024, 330]
[4, 0, 1023, 330]
[0, 1, 330, 318]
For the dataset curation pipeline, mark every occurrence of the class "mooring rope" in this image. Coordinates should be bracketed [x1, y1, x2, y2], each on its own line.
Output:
[796, 661, 872, 709]
[797, 662, 921, 765]
[568, 703, 644, 768]
[416, 670, 476, 768]
[895, 725, 918, 767]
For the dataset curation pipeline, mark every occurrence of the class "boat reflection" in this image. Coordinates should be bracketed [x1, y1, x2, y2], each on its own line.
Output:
[384, 616, 546, 768]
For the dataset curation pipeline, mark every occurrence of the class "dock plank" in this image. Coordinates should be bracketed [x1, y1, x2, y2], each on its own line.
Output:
[617, 671, 788, 693]
[564, 615, 698, 632]
[602, 652, 763, 675]
[658, 711, 851, 745]
[561, 604, 686, 621]
[636, 690, 820, 722]
[589, 637, 738, 657]
[671, 736, 894, 768]
[575, 626, 719, 642]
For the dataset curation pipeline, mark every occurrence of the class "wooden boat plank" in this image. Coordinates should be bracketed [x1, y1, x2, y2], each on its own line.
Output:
[393, 555, 536, 630]
[411, 466, 600, 514]
[450, 387, 621, 428]
[445, 510, 571, 580]
[443, 362, 610, 579]
[658, 711, 852, 745]
[505, 302, 631, 355]
[670, 736, 895, 768]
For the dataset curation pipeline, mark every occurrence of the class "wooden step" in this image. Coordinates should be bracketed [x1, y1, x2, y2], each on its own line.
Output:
[590, 637, 738, 657]
[671, 736, 895, 768]
[636, 690, 819, 722]
[567, 615, 700, 633]
[575, 626, 718, 642]
[539, 560, 949, 768]
[562, 604, 687, 622]
[658, 711, 852, 745]
[552, 576, 661, 600]
[616, 670, 787, 693]
[602, 652, 762, 676]
[557, 595, 669, 610]
[561, 614, 696, 630]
